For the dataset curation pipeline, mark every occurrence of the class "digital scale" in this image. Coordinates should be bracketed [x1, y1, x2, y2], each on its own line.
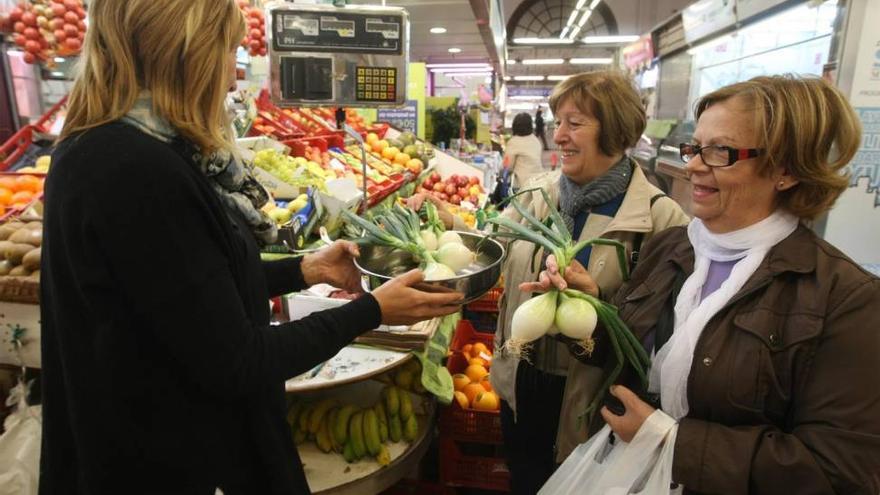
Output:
[266, 3, 410, 108]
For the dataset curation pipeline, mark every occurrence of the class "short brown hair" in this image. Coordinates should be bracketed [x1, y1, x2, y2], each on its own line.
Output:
[695, 75, 861, 219]
[548, 70, 646, 157]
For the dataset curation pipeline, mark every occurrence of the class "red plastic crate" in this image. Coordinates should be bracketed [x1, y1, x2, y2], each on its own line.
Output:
[283, 134, 345, 157]
[441, 352, 502, 444]
[380, 479, 454, 495]
[439, 437, 510, 491]
[0, 126, 35, 171]
[450, 319, 494, 354]
[466, 287, 503, 313]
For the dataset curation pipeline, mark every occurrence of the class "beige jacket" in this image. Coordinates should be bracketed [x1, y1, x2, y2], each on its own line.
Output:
[504, 134, 544, 189]
[488, 163, 690, 462]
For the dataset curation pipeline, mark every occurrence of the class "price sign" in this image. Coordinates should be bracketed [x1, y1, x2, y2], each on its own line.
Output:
[377, 99, 418, 134]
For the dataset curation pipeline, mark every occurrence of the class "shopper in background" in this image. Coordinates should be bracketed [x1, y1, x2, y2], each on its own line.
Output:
[504, 113, 544, 192]
[409, 71, 689, 494]
[535, 74, 880, 494]
[534, 107, 548, 150]
[39, 1, 462, 494]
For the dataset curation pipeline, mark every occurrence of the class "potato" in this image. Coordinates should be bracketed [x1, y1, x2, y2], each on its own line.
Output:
[8, 228, 42, 247]
[28, 269, 39, 280]
[24, 221, 43, 230]
[0, 225, 19, 240]
[22, 247, 41, 271]
[3, 243, 34, 265]
[8, 265, 30, 277]
[0, 260, 11, 276]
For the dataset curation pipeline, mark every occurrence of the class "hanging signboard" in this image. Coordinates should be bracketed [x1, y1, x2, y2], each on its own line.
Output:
[681, 0, 736, 45]
[377, 99, 418, 134]
[507, 86, 553, 98]
[623, 35, 655, 70]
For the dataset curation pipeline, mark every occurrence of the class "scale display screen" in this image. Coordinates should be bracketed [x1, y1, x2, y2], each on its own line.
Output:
[273, 10, 402, 54]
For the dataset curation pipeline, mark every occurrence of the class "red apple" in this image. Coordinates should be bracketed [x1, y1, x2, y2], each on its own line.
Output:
[450, 194, 462, 205]
[422, 179, 433, 189]
[438, 192, 449, 201]
[457, 187, 469, 198]
[433, 182, 445, 193]
[445, 183, 456, 195]
[430, 172, 441, 182]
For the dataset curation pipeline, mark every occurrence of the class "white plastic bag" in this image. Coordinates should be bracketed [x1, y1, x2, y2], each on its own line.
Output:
[0, 382, 41, 495]
[539, 410, 681, 495]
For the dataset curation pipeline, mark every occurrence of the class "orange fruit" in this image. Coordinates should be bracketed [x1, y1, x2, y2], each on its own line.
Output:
[0, 177, 16, 191]
[452, 373, 471, 391]
[14, 175, 42, 193]
[464, 364, 489, 384]
[480, 375, 493, 392]
[453, 391, 469, 409]
[468, 357, 488, 368]
[472, 342, 490, 357]
[472, 391, 500, 411]
[382, 146, 399, 160]
[10, 191, 33, 205]
[366, 132, 379, 144]
[0, 188, 12, 206]
[405, 158, 423, 175]
[462, 344, 473, 355]
[462, 383, 484, 405]
[393, 152, 410, 165]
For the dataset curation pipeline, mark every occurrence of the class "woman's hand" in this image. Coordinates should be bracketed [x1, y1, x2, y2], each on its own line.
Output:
[518, 256, 599, 297]
[301, 240, 363, 293]
[371, 269, 464, 325]
[600, 385, 655, 443]
[405, 193, 455, 229]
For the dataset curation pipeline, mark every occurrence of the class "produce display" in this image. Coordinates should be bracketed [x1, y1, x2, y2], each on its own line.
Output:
[0, 218, 42, 279]
[266, 193, 310, 226]
[253, 148, 333, 193]
[237, 0, 266, 57]
[342, 203, 476, 281]
[451, 342, 499, 412]
[486, 189, 650, 416]
[0, 173, 45, 217]
[287, 372, 424, 466]
[365, 132, 428, 176]
[3, 0, 87, 64]
[416, 172, 483, 206]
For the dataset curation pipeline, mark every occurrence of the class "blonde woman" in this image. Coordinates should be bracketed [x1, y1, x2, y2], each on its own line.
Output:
[40, 1, 462, 493]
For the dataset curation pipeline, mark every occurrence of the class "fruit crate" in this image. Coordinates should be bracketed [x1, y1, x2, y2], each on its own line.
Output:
[439, 437, 510, 491]
[441, 352, 502, 445]
[466, 287, 502, 313]
[461, 309, 498, 334]
[380, 479, 454, 495]
[450, 319, 494, 354]
[283, 134, 345, 157]
[0, 173, 46, 222]
[0, 96, 68, 171]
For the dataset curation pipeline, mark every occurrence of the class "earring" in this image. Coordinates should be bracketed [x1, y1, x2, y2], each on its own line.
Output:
[778, 180, 785, 189]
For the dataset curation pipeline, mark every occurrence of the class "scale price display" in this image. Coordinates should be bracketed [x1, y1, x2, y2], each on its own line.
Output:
[273, 10, 403, 54]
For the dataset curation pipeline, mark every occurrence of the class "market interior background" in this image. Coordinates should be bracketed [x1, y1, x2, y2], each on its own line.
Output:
[0, 0, 877, 493]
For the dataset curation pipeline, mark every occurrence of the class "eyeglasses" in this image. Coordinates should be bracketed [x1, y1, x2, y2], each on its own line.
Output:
[679, 143, 763, 167]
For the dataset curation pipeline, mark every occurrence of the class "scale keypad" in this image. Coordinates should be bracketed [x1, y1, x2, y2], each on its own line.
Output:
[356, 67, 397, 102]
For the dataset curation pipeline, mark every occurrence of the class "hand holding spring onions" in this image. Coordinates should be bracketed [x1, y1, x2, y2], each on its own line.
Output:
[518, 257, 599, 297]
[371, 269, 464, 325]
[487, 188, 651, 417]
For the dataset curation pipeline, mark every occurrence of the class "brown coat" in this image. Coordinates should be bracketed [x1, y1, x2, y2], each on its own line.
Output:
[610, 224, 880, 494]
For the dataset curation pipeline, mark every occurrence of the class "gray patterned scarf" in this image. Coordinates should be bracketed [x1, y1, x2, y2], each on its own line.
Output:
[121, 93, 278, 246]
[558, 156, 633, 233]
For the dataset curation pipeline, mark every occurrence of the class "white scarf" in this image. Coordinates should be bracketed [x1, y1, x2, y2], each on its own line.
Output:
[649, 210, 799, 420]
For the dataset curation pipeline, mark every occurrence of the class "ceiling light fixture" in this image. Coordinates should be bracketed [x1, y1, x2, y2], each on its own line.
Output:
[569, 57, 613, 64]
[508, 60, 517, 65]
[425, 63, 491, 68]
[522, 58, 564, 65]
[575, 0, 589, 9]
[589, 0, 601, 8]
[448, 47, 462, 53]
[547, 75, 571, 81]
[513, 37, 574, 44]
[559, 26, 570, 39]
[576, 8, 593, 28]
[443, 72, 493, 77]
[430, 27, 447, 34]
[504, 76, 511, 81]
[581, 35, 640, 44]
[430, 68, 493, 73]
[513, 75, 546, 81]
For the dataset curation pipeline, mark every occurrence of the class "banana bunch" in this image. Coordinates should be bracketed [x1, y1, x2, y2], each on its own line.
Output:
[375, 359, 426, 394]
[286, 385, 420, 467]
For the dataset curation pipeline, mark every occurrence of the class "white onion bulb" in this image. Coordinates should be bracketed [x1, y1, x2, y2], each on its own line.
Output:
[420, 229, 438, 251]
[423, 261, 456, 281]
[438, 231, 463, 247]
[554, 294, 597, 340]
[436, 242, 475, 272]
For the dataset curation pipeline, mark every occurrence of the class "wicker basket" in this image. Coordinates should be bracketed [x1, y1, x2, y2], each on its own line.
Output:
[0, 277, 40, 304]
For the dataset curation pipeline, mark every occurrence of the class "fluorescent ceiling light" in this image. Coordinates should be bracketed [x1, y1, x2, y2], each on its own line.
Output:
[577, 8, 593, 28]
[508, 60, 517, 65]
[430, 27, 447, 34]
[444, 72, 493, 77]
[522, 58, 564, 65]
[575, 0, 589, 8]
[568, 25, 582, 38]
[513, 75, 545, 81]
[566, 9, 580, 26]
[504, 76, 511, 81]
[448, 47, 462, 53]
[430, 68, 493, 73]
[510, 95, 546, 100]
[570, 57, 613, 64]
[559, 26, 570, 39]
[54, 57, 65, 63]
[581, 35, 640, 44]
[426, 63, 491, 68]
[513, 37, 574, 44]
[589, 0, 601, 8]
[547, 75, 571, 81]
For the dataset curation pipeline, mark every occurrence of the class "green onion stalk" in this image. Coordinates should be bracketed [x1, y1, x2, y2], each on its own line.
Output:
[486, 187, 651, 418]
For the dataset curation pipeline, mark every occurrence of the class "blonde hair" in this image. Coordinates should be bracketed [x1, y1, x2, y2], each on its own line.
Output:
[548, 70, 646, 157]
[61, 0, 246, 153]
[695, 75, 862, 219]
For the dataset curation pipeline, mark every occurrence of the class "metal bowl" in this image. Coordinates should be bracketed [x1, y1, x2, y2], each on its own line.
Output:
[355, 232, 505, 304]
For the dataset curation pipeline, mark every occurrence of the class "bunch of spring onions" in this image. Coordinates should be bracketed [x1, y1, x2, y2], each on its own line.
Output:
[342, 203, 475, 281]
[487, 188, 651, 415]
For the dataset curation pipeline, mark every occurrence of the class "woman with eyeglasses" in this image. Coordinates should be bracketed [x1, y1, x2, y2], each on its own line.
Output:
[535, 74, 880, 493]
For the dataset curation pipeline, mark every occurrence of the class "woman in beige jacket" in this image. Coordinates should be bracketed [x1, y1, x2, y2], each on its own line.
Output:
[410, 71, 689, 494]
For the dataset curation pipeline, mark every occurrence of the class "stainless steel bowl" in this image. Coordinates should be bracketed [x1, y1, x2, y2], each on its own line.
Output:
[355, 232, 505, 304]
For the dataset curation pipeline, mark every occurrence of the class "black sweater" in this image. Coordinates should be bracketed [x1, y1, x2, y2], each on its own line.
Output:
[39, 123, 382, 494]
